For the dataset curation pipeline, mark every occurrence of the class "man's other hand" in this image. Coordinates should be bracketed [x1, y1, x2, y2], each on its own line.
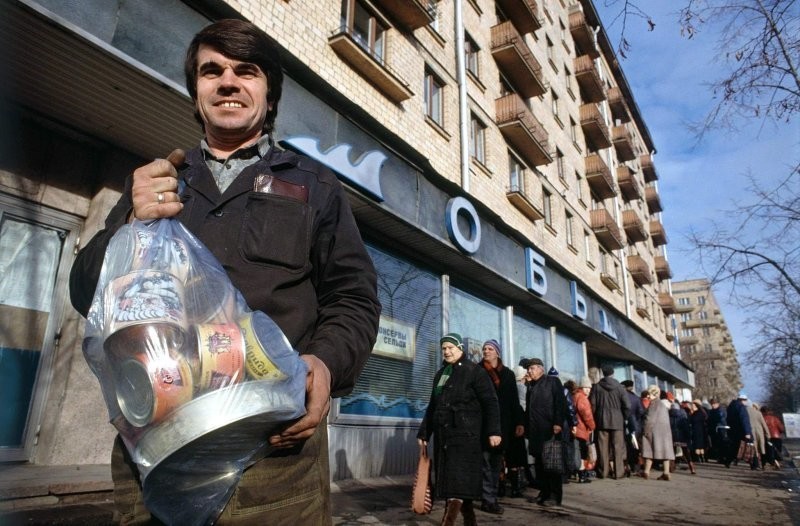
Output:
[269, 354, 331, 448]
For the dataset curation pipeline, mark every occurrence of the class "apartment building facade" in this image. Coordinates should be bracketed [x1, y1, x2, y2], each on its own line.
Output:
[672, 279, 742, 403]
[0, 0, 692, 480]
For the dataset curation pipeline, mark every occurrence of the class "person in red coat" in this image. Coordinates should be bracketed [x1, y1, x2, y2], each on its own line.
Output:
[569, 377, 596, 483]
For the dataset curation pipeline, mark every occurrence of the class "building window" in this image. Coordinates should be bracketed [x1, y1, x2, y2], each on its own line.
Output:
[702, 327, 711, 336]
[546, 36, 557, 71]
[575, 171, 584, 202]
[469, 113, 486, 164]
[340, 0, 387, 63]
[698, 310, 708, 320]
[584, 229, 592, 264]
[681, 312, 691, 322]
[678, 297, 691, 306]
[570, 117, 578, 144]
[698, 296, 706, 305]
[556, 148, 565, 181]
[465, 33, 480, 77]
[428, 0, 440, 32]
[424, 68, 444, 126]
[509, 153, 524, 192]
[565, 210, 574, 246]
[551, 89, 560, 121]
[705, 343, 713, 352]
[543, 188, 553, 226]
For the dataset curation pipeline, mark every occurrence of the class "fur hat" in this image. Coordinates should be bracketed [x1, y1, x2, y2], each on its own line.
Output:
[514, 366, 527, 381]
[580, 376, 592, 389]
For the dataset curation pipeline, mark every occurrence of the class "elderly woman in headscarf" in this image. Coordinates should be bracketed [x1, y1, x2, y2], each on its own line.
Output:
[639, 385, 675, 480]
[418, 333, 502, 526]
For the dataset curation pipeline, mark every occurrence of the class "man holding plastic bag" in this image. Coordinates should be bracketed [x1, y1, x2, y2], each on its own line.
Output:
[70, 19, 380, 525]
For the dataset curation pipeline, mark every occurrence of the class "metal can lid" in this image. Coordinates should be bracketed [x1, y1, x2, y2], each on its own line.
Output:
[116, 358, 155, 427]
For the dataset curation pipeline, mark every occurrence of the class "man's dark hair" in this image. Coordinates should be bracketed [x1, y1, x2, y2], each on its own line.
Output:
[601, 365, 614, 377]
[184, 19, 284, 135]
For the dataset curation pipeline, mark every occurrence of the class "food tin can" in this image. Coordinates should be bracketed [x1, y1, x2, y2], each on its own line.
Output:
[105, 270, 188, 338]
[130, 227, 191, 282]
[115, 352, 194, 427]
[239, 312, 287, 380]
[184, 269, 237, 324]
[191, 322, 246, 391]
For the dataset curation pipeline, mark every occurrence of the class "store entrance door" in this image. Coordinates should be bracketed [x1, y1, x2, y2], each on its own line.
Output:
[0, 194, 81, 461]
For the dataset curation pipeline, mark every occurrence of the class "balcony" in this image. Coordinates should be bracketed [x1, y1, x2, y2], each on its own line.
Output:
[654, 255, 672, 281]
[373, 0, 434, 30]
[658, 292, 676, 315]
[590, 207, 625, 250]
[507, 181, 544, 222]
[568, 8, 599, 58]
[580, 103, 611, 150]
[640, 153, 658, 182]
[329, 28, 413, 103]
[650, 219, 668, 246]
[496, 93, 553, 166]
[600, 272, 621, 291]
[574, 54, 606, 103]
[627, 254, 652, 286]
[681, 334, 699, 345]
[675, 301, 693, 313]
[491, 21, 547, 98]
[607, 86, 630, 122]
[496, 0, 542, 35]
[645, 185, 663, 214]
[684, 318, 721, 328]
[617, 165, 642, 202]
[612, 124, 636, 162]
[585, 153, 616, 199]
[622, 209, 648, 243]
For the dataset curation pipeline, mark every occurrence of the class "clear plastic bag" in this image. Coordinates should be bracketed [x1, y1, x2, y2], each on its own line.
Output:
[82, 219, 308, 525]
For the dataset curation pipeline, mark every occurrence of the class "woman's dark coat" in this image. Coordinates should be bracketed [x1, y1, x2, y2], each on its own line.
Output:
[417, 355, 501, 500]
[689, 408, 708, 450]
[525, 375, 568, 455]
[669, 405, 692, 447]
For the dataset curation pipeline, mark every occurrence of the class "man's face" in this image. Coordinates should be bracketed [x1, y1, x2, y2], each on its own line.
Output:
[482, 344, 498, 363]
[442, 342, 463, 364]
[194, 44, 270, 148]
[527, 364, 544, 380]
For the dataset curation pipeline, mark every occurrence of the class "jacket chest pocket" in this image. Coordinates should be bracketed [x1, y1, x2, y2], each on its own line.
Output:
[239, 193, 312, 271]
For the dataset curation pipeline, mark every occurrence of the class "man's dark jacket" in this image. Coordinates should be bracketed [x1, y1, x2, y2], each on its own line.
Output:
[626, 390, 645, 435]
[589, 375, 631, 431]
[525, 375, 567, 454]
[69, 146, 381, 396]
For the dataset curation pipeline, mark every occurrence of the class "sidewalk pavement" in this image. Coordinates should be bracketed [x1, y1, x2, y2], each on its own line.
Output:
[3, 440, 800, 525]
[332, 457, 800, 525]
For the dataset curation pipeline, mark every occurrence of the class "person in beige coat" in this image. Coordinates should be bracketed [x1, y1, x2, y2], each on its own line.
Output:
[639, 385, 675, 481]
[747, 402, 770, 470]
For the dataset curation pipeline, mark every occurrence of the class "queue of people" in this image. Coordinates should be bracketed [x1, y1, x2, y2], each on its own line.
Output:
[418, 333, 788, 525]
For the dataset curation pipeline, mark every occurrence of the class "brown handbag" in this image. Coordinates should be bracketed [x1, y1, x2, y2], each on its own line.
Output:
[411, 444, 433, 514]
[737, 440, 755, 462]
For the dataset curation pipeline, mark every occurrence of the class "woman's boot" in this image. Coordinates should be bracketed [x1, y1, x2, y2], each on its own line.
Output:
[440, 499, 462, 526]
[461, 500, 478, 526]
[509, 469, 523, 497]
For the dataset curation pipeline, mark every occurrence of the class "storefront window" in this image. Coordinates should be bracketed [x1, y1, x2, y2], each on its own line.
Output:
[337, 245, 442, 421]
[449, 286, 506, 364]
[633, 368, 647, 394]
[513, 315, 550, 369]
[555, 331, 584, 382]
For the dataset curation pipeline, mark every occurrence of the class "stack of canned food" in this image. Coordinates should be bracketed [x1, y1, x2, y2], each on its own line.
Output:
[101, 225, 290, 428]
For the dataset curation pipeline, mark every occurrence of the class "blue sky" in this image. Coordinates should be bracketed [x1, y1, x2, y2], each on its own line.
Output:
[594, 1, 800, 402]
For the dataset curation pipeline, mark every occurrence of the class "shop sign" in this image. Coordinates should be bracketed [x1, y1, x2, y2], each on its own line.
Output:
[570, 280, 618, 340]
[281, 136, 387, 201]
[373, 316, 416, 362]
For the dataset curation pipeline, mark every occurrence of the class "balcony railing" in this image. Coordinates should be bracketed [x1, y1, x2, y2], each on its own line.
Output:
[622, 209, 648, 243]
[590, 206, 625, 250]
[650, 219, 668, 246]
[372, 0, 434, 30]
[568, 8, 599, 58]
[328, 27, 413, 103]
[496, 0, 542, 35]
[574, 54, 606, 103]
[675, 301, 693, 313]
[617, 165, 642, 201]
[654, 255, 672, 281]
[607, 86, 630, 122]
[612, 124, 636, 162]
[585, 153, 616, 199]
[627, 254, 652, 285]
[579, 103, 611, 150]
[496, 93, 553, 166]
[684, 318, 721, 328]
[658, 292, 676, 315]
[491, 21, 547, 98]
[640, 153, 658, 182]
[507, 181, 544, 222]
[645, 185, 663, 214]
